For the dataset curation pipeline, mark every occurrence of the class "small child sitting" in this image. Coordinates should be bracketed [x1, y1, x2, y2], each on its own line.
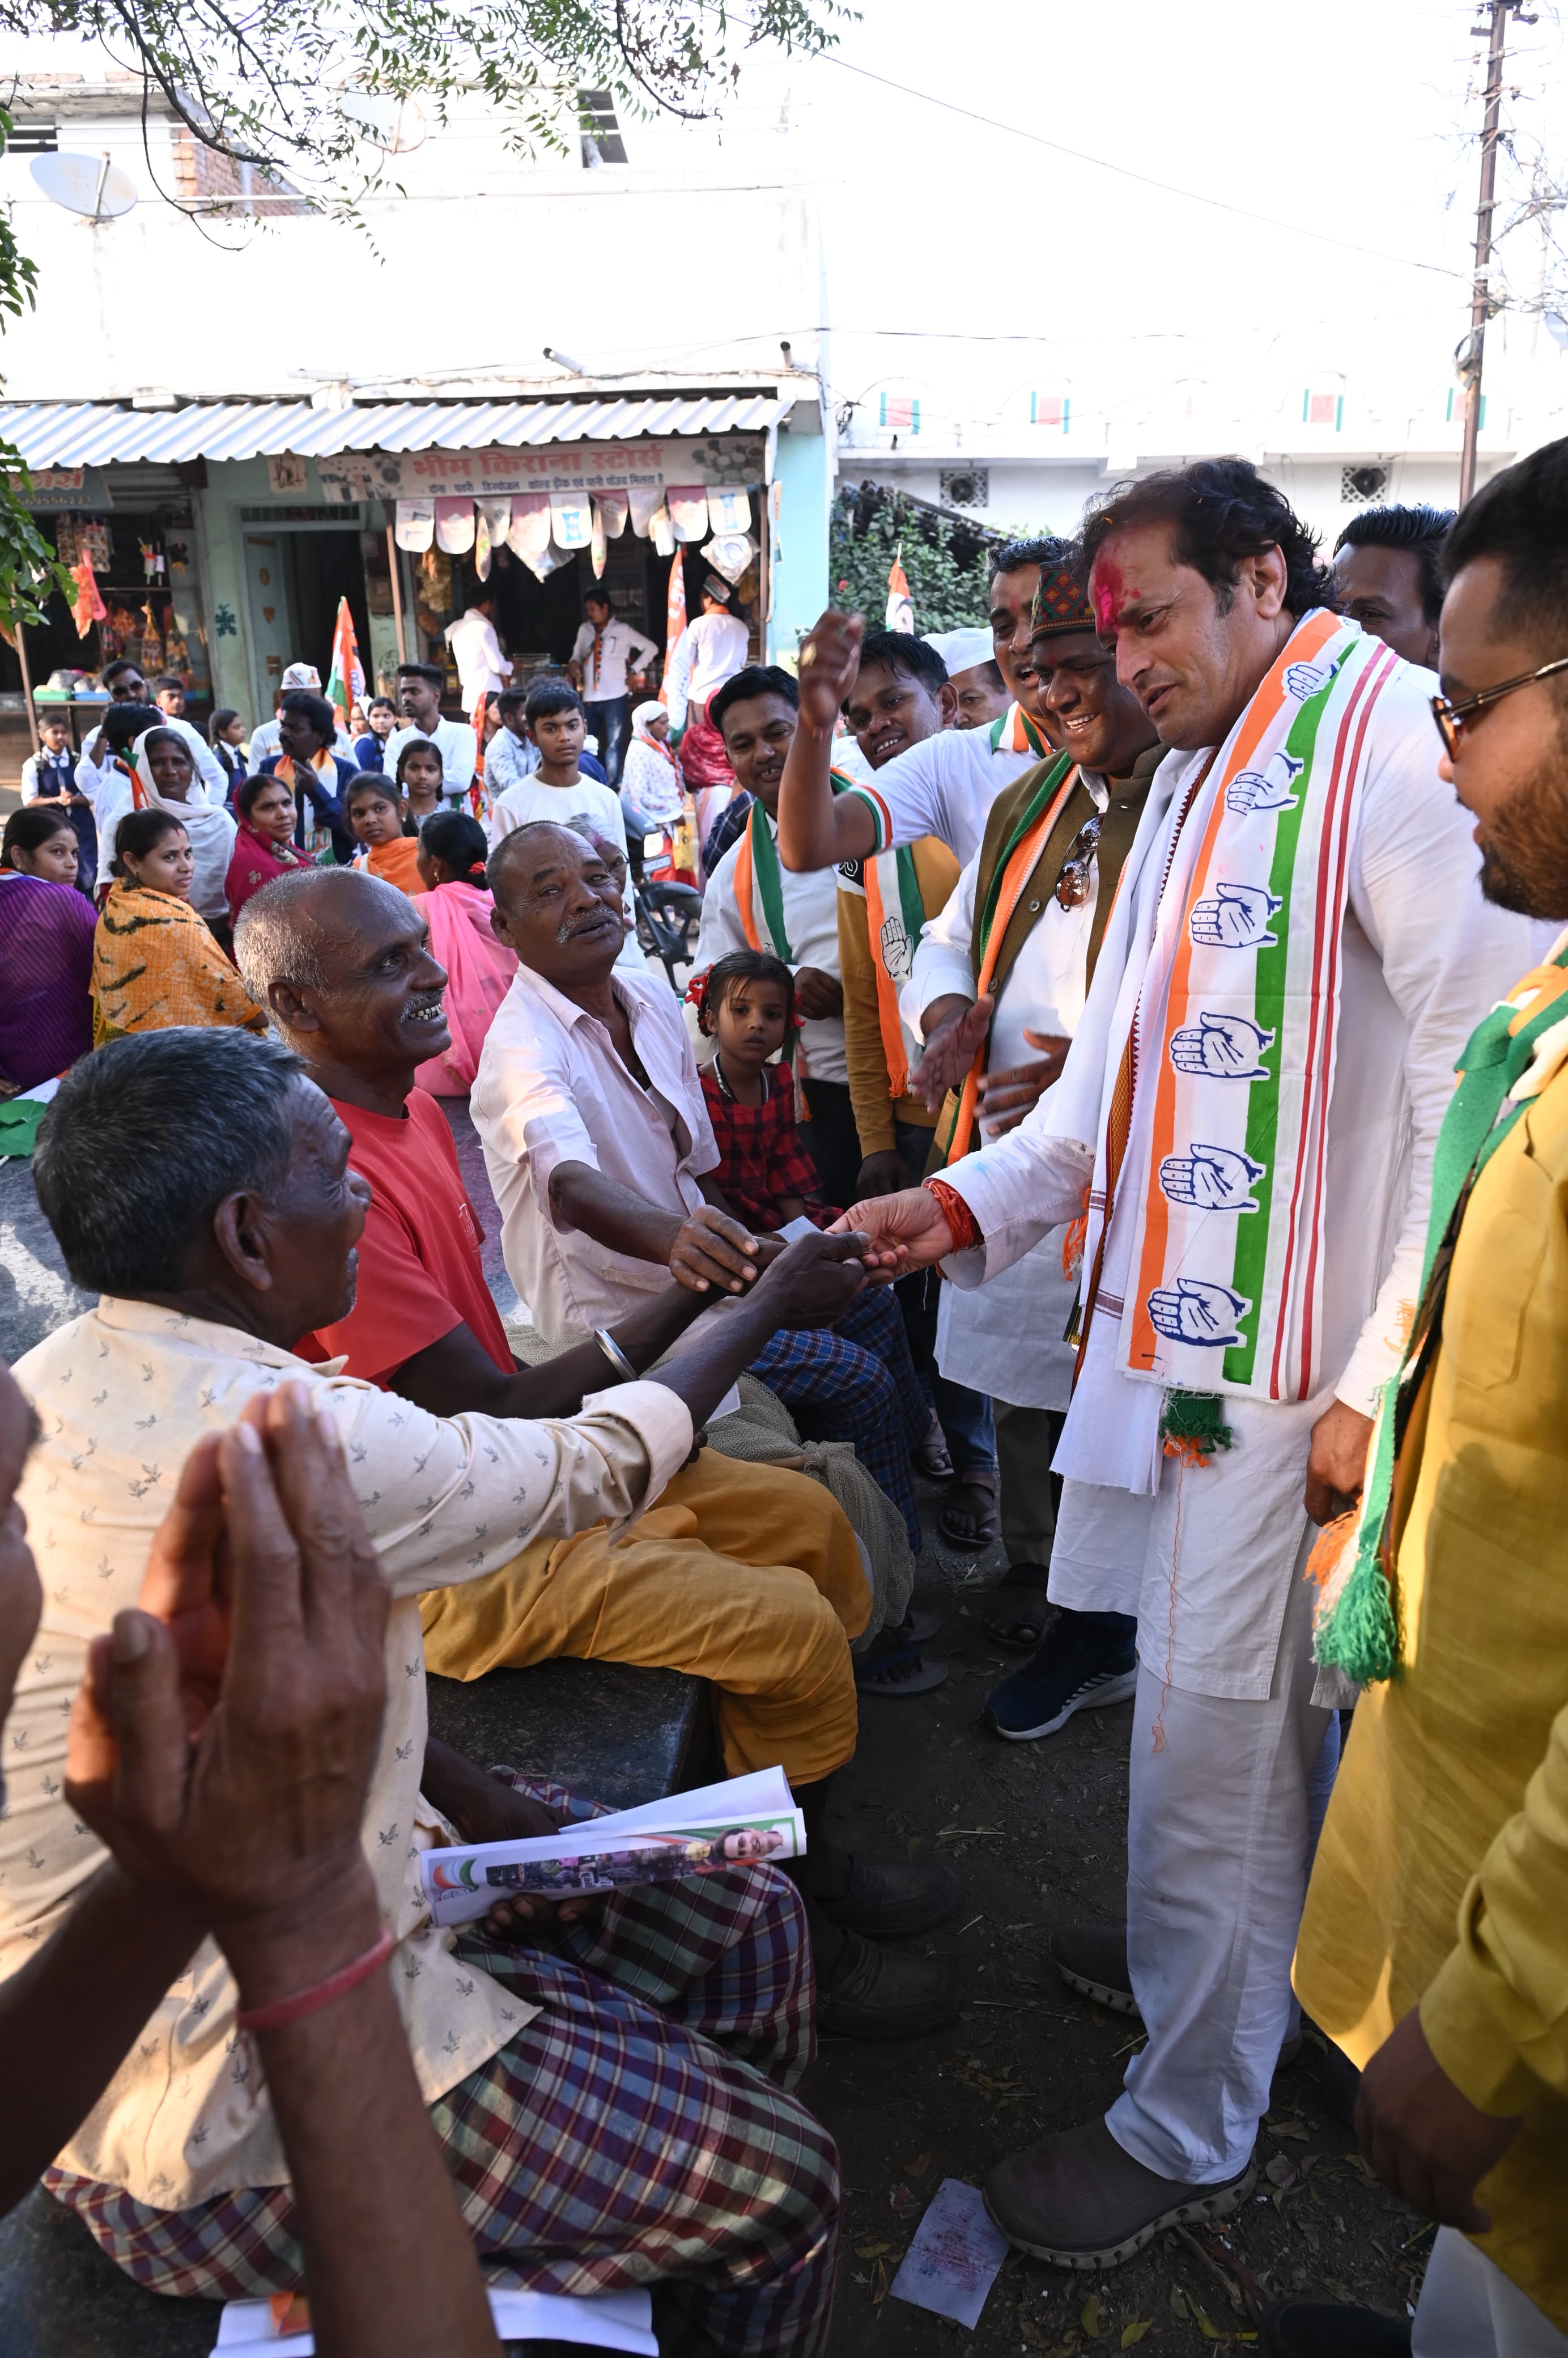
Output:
[695, 950, 835, 1233]
[345, 773, 426, 896]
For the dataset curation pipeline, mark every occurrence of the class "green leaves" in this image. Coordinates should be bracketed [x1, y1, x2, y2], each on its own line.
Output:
[0, 0, 851, 199]
[829, 486, 1002, 633]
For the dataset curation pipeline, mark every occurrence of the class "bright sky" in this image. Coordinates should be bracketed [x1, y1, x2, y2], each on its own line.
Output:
[714, 0, 1568, 435]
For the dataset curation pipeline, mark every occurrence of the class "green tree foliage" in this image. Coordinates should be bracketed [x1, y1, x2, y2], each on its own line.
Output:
[828, 484, 1011, 633]
[0, 104, 70, 638]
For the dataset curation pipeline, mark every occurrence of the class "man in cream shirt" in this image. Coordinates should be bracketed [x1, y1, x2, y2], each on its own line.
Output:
[3, 1027, 840, 2342]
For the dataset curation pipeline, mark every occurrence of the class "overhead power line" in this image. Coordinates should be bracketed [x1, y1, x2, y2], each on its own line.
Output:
[816, 54, 1470, 283]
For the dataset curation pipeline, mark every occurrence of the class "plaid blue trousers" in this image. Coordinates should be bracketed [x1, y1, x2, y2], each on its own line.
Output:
[748, 1282, 926, 1551]
[46, 1776, 839, 2357]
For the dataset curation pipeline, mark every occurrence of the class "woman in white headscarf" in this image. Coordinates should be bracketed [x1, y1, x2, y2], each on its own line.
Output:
[621, 701, 687, 830]
[95, 727, 237, 936]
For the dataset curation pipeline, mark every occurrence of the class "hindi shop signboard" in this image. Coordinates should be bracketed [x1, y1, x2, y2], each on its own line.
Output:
[316, 436, 763, 507]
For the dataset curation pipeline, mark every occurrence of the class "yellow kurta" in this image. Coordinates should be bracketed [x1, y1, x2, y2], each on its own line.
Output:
[1295, 1050, 1568, 2331]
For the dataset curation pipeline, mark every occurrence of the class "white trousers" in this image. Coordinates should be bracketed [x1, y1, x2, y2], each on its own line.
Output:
[1108, 1533, 1335, 2183]
[1413, 2230, 1568, 2357]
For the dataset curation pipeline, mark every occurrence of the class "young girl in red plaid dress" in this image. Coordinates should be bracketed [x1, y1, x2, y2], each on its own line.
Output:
[695, 950, 836, 1232]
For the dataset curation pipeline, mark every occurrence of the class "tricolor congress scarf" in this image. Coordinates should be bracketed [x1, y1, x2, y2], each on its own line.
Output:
[1312, 941, 1568, 1685]
[1079, 610, 1400, 1410]
[989, 702, 1054, 758]
[939, 750, 1078, 1163]
[831, 769, 927, 1099]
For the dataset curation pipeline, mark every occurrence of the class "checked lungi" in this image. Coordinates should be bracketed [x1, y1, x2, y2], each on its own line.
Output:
[46, 1777, 840, 2358]
[748, 1284, 927, 1553]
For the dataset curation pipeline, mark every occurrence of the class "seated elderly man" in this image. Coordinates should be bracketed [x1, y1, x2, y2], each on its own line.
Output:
[3, 1028, 843, 2350]
[230, 865, 959, 2038]
[471, 820, 929, 1555]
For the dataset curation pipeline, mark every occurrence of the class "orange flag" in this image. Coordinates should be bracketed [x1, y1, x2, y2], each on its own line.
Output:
[886, 556, 913, 634]
[660, 552, 687, 709]
[326, 595, 366, 732]
[70, 554, 107, 639]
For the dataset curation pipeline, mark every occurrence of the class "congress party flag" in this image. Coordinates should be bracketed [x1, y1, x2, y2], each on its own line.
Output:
[326, 596, 366, 732]
[886, 556, 913, 635]
[660, 551, 688, 710]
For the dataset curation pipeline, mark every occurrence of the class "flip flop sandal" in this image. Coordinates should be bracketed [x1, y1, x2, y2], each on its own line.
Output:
[937, 1474, 1000, 1551]
[853, 1643, 949, 1697]
[966, 1579, 1050, 1649]
[915, 1419, 955, 1481]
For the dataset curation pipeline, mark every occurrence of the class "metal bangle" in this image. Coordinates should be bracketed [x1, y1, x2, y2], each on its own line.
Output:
[594, 1328, 640, 1385]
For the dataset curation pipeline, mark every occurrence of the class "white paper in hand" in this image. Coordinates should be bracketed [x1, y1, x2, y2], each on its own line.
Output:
[888, 2178, 1010, 2330]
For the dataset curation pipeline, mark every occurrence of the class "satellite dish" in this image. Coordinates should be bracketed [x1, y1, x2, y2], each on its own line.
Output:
[1544, 311, 1568, 353]
[339, 92, 427, 153]
[30, 150, 137, 220]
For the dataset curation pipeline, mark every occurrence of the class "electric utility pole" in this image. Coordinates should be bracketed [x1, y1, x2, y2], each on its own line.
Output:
[1458, 0, 1534, 504]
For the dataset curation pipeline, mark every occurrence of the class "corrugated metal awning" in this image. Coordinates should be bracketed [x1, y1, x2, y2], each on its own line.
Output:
[0, 393, 786, 468]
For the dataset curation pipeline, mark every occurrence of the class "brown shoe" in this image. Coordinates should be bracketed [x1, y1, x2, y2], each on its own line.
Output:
[1048, 1924, 1139, 2018]
[984, 2117, 1254, 2270]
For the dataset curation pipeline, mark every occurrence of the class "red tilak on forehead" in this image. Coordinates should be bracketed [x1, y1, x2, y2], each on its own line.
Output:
[1089, 548, 1131, 633]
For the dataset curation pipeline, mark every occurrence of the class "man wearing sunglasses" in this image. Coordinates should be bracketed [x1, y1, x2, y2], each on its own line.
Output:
[829, 457, 1552, 2279]
[1291, 438, 1568, 2358]
[900, 545, 1161, 1745]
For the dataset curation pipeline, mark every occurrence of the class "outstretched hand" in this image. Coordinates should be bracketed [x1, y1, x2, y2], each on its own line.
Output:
[796, 609, 864, 735]
[65, 1381, 390, 1946]
[910, 994, 993, 1112]
[754, 1228, 870, 1328]
[974, 1029, 1069, 1135]
[828, 1185, 956, 1272]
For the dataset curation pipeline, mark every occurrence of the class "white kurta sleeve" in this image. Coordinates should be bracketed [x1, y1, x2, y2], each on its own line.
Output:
[665, 629, 695, 732]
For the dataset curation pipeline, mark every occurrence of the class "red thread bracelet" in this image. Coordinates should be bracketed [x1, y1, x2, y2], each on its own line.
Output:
[922, 1177, 981, 1255]
[235, 1928, 396, 2034]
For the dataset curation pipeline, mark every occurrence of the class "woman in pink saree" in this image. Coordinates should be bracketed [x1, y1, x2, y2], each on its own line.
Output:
[411, 811, 517, 1097]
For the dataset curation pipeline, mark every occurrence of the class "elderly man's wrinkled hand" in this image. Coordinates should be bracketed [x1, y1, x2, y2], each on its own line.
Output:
[755, 1229, 869, 1328]
[668, 1205, 763, 1295]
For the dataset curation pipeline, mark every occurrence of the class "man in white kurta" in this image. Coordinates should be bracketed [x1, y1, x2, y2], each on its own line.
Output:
[828, 465, 1553, 2266]
[901, 553, 1163, 1737]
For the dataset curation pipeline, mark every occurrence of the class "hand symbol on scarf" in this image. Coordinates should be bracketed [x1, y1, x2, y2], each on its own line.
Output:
[1189, 881, 1282, 950]
[1146, 1276, 1250, 1347]
[1158, 1143, 1265, 1212]
[1169, 1011, 1274, 1080]
[1226, 752, 1304, 815]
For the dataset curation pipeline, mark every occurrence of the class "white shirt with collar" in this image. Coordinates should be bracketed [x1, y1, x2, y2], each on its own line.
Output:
[695, 813, 849, 1087]
[385, 718, 480, 803]
[487, 775, 640, 969]
[572, 618, 660, 704]
[472, 961, 720, 1347]
[899, 773, 1115, 1414]
[665, 612, 749, 731]
[1, 1297, 691, 2208]
[445, 610, 510, 711]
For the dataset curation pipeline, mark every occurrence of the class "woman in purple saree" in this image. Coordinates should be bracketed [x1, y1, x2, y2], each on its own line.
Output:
[0, 808, 97, 1092]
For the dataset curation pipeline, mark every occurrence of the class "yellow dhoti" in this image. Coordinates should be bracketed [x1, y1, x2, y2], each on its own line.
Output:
[418, 1450, 868, 1786]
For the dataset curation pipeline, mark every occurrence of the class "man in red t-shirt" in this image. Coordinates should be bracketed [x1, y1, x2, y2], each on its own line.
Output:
[233, 867, 962, 2041]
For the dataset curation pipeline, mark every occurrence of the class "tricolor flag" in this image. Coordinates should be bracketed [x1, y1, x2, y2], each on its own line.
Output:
[886, 557, 913, 635]
[326, 596, 366, 732]
[70, 552, 107, 639]
[660, 553, 688, 709]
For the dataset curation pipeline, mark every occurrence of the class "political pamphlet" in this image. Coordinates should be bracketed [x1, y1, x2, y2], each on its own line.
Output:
[420, 1767, 806, 1928]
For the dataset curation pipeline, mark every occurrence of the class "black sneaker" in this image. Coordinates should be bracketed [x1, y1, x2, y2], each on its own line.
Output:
[985, 1626, 1138, 1741]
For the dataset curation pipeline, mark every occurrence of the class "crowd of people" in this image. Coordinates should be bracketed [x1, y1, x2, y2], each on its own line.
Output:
[1, 455, 1566, 2358]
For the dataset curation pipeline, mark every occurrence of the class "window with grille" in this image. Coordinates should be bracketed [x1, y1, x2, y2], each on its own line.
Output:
[6, 121, 58, 153]
[940, 468, 990, 509]
[578, 91, 627, 166]
[1341, 465, 1389, 504]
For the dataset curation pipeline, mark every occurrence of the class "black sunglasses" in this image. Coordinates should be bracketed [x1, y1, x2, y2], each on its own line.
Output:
[1430, 655, 1568, 758]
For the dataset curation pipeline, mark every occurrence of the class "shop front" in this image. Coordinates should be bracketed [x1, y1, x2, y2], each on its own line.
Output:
[0, 390, 830, 778]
